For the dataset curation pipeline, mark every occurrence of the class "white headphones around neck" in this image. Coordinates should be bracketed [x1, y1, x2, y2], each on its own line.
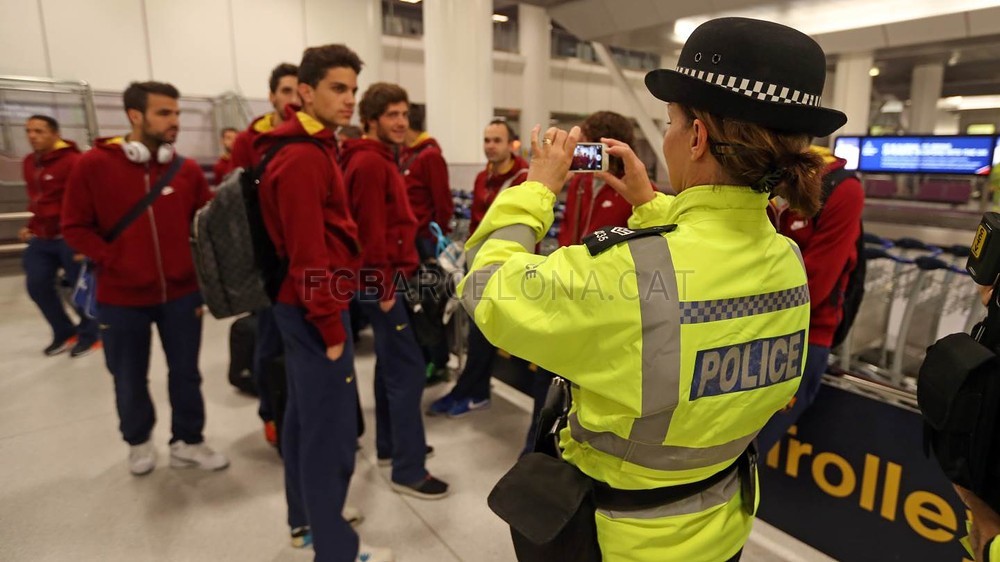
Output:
[122, 137, 175, 164]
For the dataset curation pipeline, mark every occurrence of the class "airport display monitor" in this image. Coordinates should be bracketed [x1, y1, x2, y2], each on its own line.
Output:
[833, 136, 861, 171]
[857, 135, 994, 175]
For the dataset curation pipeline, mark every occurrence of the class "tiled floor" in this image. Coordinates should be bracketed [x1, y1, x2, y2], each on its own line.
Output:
[0, 275, 834, 561]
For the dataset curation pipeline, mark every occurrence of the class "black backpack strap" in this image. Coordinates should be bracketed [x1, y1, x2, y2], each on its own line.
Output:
[399, 142, 431, 174]
[105, 156, 186, 242]
[814, 167, 858, 227]
[254, 137, 330, 177]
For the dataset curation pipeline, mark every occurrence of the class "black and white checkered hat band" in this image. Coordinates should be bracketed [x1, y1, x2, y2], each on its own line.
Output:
[675, 66, 821, 107]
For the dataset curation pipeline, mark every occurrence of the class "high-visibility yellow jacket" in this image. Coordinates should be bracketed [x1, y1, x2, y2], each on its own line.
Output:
[459, 181, 810, 561]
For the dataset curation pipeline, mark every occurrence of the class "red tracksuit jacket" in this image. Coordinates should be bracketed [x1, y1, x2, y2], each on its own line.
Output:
[23, 139, 82, 239]
[470, 156, 529, 237]
[212, 154, 235, 183]
[340, 138, 419, 302]
[557, 173, 633, 247]
[400, 135, 453, 240]
[256, 112, 361, 348]
[232, 112, 279, 169]
[61, 137, 212, 306]
[771, 157, 865, 348]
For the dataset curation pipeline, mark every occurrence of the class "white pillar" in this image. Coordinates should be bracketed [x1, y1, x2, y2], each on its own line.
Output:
[303, 0, 382, 98]
[424, 0, 493, 164]
[909, 62, 945, 134]
[518, 4, 550, 147]
[831, 52, 873, 136]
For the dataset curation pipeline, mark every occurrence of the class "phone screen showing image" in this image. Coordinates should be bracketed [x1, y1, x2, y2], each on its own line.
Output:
[570, 143, 606, 172]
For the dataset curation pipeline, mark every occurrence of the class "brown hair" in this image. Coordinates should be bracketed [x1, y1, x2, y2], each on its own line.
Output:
[268, 62, 298, 93]
[682, 105, 824, 217]
[298, 44, 363, 88]
[359, 82, 408, 132]
[581, 111, 633, 176]
[123, 81, 179, 114]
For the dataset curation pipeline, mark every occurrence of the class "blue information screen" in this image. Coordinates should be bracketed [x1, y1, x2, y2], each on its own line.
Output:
[857, 135, 994, 175]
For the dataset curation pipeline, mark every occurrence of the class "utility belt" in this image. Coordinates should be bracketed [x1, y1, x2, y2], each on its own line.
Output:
[488, 376, 757, 562]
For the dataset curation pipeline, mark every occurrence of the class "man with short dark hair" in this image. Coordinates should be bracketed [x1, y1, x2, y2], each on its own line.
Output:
[341, 83, 449, 501]
[429, 119, 528, 418]
[256, 45, 392, 562]
[21, 114, 99, 358]
[231, 63, 300, 169]
[62, 81, 225, 476]
[231, 62, 300, 447]
[211, 126, 239, 184]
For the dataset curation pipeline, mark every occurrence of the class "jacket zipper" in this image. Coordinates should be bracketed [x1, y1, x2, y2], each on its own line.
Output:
[145, 167, 168, 303]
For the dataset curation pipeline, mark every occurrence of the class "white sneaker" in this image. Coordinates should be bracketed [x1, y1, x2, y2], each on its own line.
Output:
[357, 544, 394, 562]
[129, 441, 156, 476]
[344, 505, 364, 526]
[169, 441, 230, 471]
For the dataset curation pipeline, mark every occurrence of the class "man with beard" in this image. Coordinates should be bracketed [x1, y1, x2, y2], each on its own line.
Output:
[62, 82, 225, 476]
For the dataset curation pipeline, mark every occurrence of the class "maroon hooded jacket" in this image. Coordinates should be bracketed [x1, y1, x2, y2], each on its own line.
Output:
[61, 137, 212, 306]
[23, 139, 81, 239]
[256, 112, 361, 348]
[557, 173, 633, 247]
[400, 134, 452, 240]
[470, 156, 529, 237]
[232, 112, 280, 169]
[340, 138, 419, 302]
[770, 157, 864, 348]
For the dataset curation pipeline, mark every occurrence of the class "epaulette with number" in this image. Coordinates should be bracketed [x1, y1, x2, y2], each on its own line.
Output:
[583, 225, 677, 256]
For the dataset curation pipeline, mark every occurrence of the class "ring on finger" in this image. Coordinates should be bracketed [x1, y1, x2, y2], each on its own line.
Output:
[542, 137, 553, 145]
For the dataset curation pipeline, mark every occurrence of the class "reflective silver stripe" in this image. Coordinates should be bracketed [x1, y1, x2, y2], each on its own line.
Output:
[625, 235, 682, 444]
[678, 285, 810, 325]
[466, 224, 536, 272]
[786, 238, 805, 272]
[596, 466, 741, 520]
[460, 263, 503, 318]
[570, 412, 756, 471]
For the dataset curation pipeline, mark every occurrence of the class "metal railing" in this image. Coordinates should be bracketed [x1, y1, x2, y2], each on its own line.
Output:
[0, 75, 99, 156]
[211, 91, 253, 137]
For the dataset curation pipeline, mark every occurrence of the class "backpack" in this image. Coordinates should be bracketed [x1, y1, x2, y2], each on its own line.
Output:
[919, 332, 1000, 509]
[191, 137, 327, 318]
[815, 167, 865, 348]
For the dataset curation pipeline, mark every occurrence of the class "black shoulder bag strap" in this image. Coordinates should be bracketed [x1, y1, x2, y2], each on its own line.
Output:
[104, 156, 186, 243]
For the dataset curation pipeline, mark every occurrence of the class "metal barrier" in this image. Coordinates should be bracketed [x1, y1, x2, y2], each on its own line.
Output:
[211, 91, 253, 138]
[0, 75, 99, 157]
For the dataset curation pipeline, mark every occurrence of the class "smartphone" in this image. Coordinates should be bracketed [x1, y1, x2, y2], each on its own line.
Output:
[570, 142, 608, 173]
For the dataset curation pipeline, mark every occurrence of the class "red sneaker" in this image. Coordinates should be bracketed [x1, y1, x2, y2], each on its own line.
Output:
[264, 421, 278, 447]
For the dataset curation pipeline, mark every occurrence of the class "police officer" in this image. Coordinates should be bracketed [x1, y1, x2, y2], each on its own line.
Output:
[459, 17, 847, 562]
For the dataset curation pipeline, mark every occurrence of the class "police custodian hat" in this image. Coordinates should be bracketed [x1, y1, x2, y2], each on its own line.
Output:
[644, 17, 848, 138]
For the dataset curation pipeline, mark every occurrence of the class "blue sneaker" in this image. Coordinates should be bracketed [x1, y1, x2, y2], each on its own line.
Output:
[427, 394, 456, 416]
[447, 397, 491, 418]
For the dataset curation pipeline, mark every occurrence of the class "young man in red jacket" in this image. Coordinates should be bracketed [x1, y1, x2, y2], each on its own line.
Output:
[231, 62, 299, 447]
[61, 82, 226, 476]
[557, 111, 635, 246]
[21, 115, 99, 357]
[256, 45, 391, 562]
[429, 120, 528, 418]
[231, 62, 300, 169]
[341, 82, 449, 501]
[400, 103, 453, 382]
[756, 146, 865, 453]
[211, 127, 238, 184]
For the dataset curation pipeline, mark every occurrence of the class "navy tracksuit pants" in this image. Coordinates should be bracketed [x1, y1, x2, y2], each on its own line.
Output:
[253, 306, 283, 422]
[756, 344, 831, 454]
[23, 237, 97, 343]
[98, 291, 205, 445]
[273, 305, 359, 562]
[358, 297, 429, 486]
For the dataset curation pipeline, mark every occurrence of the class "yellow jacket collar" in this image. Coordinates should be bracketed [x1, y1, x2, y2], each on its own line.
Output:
[253, 113, 277, 134]
[409, 131, 431, 148]
[296, 111, 325, 136]
[810, 145, 837, 165]
[53, 139, 70, 150]
[668, 185, 769, 220]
